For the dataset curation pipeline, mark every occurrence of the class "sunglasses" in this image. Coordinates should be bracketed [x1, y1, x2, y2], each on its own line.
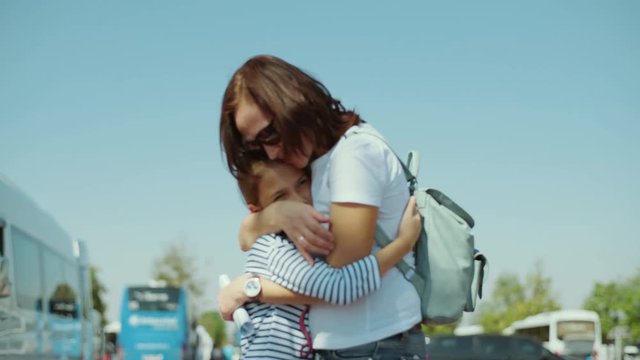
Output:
[242, 122, 281, 151]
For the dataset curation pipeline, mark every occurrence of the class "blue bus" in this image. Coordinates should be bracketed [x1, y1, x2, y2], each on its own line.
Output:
[118, 285, 195, 360]
[0, 174, 97, 359]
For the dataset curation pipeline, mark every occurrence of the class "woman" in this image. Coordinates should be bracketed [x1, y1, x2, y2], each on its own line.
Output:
[219, 55, 424, 359]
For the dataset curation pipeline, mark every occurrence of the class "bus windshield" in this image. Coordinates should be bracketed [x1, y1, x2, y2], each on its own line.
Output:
[557, 321, 595, 340]
[127, 287, 179, 312]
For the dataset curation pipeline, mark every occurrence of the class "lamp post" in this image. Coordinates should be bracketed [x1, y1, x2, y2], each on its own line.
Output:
[611, 310, 627, 360]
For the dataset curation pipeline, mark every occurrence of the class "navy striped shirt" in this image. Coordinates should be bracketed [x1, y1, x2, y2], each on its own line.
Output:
[240, 233, 381, 359]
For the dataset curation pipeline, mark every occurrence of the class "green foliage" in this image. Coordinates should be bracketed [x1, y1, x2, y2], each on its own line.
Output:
[199, 311, 227, 348]
[422, 323, 457, 335]
[583, 269, 640, 343]
[151, 242, 205, 313]
[479, 262, 560, 334]
[51, 282, 77, 301]
[90, 265, 108, 326]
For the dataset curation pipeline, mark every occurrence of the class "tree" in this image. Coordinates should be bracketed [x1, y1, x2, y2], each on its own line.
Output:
[151, 242, 205, 313]
[583, 269, 640, 343]
[479, 262, 561, 333]
[422, 323, 457, 335]
[199, 311, 227, 349]
[90, 265, 108, 326]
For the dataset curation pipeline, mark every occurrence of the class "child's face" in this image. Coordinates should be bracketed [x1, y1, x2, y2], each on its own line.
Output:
[253, 162, 312, 210]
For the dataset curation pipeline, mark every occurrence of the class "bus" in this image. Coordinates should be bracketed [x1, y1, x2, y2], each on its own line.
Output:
[0, 174, 96, 359]
[503, 309, 602, 359]
[118, 285, 196, 360]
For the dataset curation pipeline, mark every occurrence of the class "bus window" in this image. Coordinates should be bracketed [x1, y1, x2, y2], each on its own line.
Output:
[63, 260, 81, 317]
[557, 321, 595, 340]
[11, 226, 43, 310]
[80, 267, 92, 320]
[0, 219, 4, 255]
[43, 248, 78, 318]
[128, 287, 180, 312]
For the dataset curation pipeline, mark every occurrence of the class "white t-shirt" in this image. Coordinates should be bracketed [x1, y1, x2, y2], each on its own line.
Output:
[309, 123, 422, 349]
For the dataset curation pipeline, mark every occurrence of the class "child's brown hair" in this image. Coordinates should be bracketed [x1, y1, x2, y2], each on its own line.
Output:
[236, 159, 311, 207]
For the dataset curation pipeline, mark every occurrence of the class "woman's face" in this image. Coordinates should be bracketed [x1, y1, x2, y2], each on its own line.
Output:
[235, 98, 312, 170]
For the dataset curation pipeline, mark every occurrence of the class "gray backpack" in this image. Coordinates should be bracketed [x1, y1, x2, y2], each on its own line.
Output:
[375, 150, 488, 325]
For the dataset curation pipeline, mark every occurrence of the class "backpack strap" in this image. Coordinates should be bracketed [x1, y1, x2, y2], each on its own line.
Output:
[426, 189, 475, 228]
[473, 250, 488, 299]
[374, 225, 427, 295]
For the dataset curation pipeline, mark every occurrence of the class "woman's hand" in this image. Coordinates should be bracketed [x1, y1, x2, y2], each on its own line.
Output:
[240, 200, 334, 265]
[270, 201, 334, 263]
[397, 196, 422, 250]
[218, 274, 250, 321]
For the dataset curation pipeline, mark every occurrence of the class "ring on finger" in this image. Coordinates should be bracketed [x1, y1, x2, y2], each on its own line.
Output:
[298, 235, 305, 243]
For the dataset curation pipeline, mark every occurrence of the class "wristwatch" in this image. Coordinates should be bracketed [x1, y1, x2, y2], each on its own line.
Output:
[243, 275, 262, 300]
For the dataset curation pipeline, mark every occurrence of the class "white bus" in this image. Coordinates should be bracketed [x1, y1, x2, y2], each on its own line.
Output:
[503, 309, 602, 358]
[0, 175, 98, 359]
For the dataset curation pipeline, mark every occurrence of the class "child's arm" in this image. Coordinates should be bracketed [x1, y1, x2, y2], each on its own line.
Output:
[373, 196, 421, 274]
[219, 197, 420, 319]
[219, 274, 322, 320]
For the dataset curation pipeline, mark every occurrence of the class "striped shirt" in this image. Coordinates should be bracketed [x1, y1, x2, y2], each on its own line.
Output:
[240, 233, 382, 359]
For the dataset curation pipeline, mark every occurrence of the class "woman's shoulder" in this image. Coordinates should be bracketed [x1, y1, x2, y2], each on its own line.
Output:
[335, 123, 393, 159]
[344, 122, 383, 139]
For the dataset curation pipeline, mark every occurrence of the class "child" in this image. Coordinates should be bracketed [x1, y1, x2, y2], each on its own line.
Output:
[219, 159, 421, 359]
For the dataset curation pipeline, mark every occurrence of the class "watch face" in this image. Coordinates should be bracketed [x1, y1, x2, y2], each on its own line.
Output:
[244, 278, 261, 298]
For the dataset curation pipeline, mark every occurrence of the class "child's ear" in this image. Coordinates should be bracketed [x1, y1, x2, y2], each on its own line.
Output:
[247, 204, 262, 213]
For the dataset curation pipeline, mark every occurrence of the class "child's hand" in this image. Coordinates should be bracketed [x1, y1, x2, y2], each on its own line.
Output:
[397, 196, 422, 249]
[218, 274, 250, 321]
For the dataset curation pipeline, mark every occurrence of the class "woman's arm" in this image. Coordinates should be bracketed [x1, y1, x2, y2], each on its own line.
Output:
[267, 197, 420, 304]
[238, 201, 334, 264]
[325, 203, 378, 267]
[324, 133, 409, 268]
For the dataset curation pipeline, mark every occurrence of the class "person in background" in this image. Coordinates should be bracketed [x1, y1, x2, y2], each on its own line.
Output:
[195, 324, 213, 360]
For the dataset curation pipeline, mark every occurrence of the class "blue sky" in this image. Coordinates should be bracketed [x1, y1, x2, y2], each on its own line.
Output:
[1, 1, 638, 323]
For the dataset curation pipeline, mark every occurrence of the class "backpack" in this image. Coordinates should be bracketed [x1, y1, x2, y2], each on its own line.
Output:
[374, 150, 488, 325]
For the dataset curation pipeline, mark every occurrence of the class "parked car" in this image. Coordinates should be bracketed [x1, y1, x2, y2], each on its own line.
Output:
[624, 345, 640, 360]
[425, 334, 565, 360]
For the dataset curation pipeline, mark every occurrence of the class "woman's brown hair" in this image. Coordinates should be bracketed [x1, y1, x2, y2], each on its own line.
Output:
[236, 160, 268, 206]
[220, 55, 361, 177]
